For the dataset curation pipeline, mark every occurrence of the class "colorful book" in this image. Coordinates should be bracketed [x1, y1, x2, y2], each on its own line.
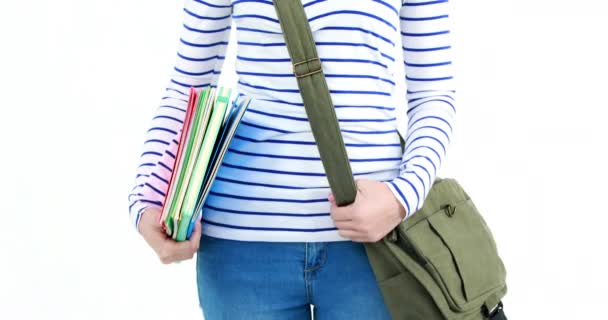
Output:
[164, 88, 213, 237]
[159, 86, 251, 240]
[186, 95, 251, 239]
[176, 87, 232, 241]
[159, 87, 198, 235]
[170, 88, 215, 239]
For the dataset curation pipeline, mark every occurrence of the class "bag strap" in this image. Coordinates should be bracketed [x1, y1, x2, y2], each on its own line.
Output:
[272, 0, 357, 206]
[273, 6, 506, 320]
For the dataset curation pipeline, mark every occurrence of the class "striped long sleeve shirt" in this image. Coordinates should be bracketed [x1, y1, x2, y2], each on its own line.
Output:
[128, 0, 456, 242]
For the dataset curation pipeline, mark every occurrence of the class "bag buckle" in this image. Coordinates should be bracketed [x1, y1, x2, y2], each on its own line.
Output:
[441, 203, 456, 217]
[482, 301, 506, 320]
[387, 228, 398, 242]
[293, 57, 322, 78]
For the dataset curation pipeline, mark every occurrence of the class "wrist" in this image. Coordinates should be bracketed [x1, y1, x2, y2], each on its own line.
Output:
[383, 181, 409, 221]
[396, 201, 407, 220]
[138, 207, 160, 237]
[382, 181, 408, 221]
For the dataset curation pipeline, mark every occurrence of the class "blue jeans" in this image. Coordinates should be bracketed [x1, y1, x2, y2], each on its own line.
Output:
[196, 233, 392, 320]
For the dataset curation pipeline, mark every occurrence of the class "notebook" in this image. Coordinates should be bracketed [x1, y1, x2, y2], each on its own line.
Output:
[187, 93, 251, 239]
[159, 86, 251, 241]
[159, 87, 198, 234]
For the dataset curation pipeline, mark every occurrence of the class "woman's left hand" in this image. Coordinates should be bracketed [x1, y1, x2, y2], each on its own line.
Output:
[328, 178, 407, 242]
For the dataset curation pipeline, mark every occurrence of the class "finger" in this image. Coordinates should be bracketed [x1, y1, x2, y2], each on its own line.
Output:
[337, 229, 366, 242]
[172, 224, 201, 254]
[156, 240, 179, 264]
[166, 241, 196, 263]
[154, 222, 202, 264]
[329, 202, 356, 221]
[334, 219, 362, 232]
[188, 220, 203, 251]
[327, 193, 335, 204]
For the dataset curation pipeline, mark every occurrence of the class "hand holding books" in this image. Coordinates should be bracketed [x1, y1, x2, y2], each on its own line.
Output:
[138, 206, 202, 264]
[159, 86, 251, 241]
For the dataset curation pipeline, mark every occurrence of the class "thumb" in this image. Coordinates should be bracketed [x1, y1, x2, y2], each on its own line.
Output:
[188, 219, 203, 249]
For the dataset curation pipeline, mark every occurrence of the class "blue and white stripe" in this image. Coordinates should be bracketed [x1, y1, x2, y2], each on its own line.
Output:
[128, 0, 456, 242]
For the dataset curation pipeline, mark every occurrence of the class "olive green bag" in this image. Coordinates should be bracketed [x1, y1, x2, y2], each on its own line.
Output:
[272, 1, 508, 319]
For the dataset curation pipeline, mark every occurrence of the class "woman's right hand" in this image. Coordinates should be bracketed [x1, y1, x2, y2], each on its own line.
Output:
[137, 207, 202, 264]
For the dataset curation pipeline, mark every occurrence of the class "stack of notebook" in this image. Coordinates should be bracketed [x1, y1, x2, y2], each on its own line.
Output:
[159, 86, 251, 241]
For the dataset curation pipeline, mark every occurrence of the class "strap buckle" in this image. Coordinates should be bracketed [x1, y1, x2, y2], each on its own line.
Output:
[293, 57, 322, 78]
[482, 301, 506, 320]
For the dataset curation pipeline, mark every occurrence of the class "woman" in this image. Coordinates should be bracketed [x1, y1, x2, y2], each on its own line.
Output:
[129, 0, 456, 318]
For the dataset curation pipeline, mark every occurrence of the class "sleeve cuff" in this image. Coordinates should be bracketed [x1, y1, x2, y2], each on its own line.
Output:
[130, 201, 152, 234]
[383, 175, 424, 221]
